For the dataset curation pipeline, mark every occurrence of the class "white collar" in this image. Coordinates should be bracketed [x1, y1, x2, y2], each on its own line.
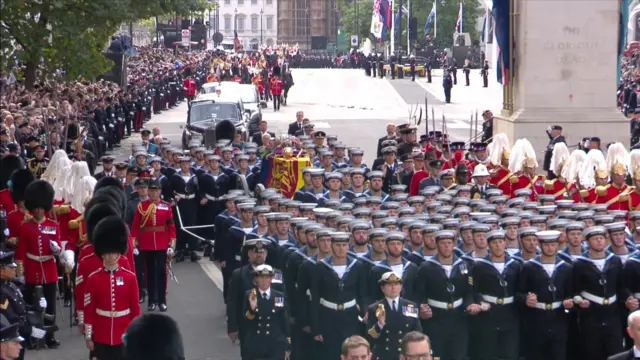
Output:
[259, 288, 271, 299]
[634, 346, 640, 357]
[386, 296, 400, 308]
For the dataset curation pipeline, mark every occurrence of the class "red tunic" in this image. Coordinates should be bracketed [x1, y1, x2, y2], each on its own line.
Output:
[628, 190, 640, 211]
[544, 179, 570, 201]
[68, 214, 87, 252]
[510, 174, 545, 201]
[232, 76, 243, 83]
[580, 188, 598, 204]
[75, 252, 132, 323]
[16, 218, 61, 284]
[130, 200, 177, 251]
[84, 267, 141, 345]
[183, 78, 197, 97]
[0, 189, 15, 214]
[409, 170, 429, 196]
[595, 184, 630, 211]
[6, 209, 30, 246]
[270, 78, 283, 96]
[490, 167, 513, 198]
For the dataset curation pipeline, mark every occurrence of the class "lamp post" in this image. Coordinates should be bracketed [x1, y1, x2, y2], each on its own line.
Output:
[234, 7, 238, 33]
[334, 7, 339, 51]
[260, 8, 264, 47]
[306, 8, 310, 51]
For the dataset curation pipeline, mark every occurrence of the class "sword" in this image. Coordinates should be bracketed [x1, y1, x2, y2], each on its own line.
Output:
[168, 260, 179, 285]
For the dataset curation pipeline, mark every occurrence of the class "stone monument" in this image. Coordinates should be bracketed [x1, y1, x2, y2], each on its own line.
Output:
[494, 0, 626, 161]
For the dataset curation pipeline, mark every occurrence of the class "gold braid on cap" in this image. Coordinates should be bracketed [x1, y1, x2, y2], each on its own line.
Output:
[611, 163, 626, 176]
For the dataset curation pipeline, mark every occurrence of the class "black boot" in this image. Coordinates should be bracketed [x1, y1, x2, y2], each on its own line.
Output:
[45, 335, 60, 349]
[139, 293, 146, 304]
[148, 303, 157, 311]
[190, 251, 201, 262]
[158, 303, 168, 312]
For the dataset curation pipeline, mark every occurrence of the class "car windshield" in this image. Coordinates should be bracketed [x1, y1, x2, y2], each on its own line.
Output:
[202, 86, 218, 94]
[189, 102, 239, 123]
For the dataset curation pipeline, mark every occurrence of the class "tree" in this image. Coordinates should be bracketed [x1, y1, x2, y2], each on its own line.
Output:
[336, 0, 375, 44]
[0, 0, 213, 89]
[413, 0, 481, 48]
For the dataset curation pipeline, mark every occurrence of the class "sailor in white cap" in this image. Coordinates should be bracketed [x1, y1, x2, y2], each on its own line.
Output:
[605, 222, 636, 264]
[572, 226, 626, 359]
[469, 230, 521, 360]
[414, 229, 470, 360]
[519, 230, 574, 360]
[511, 226, 540, 263]
[368, 231, 418, 306]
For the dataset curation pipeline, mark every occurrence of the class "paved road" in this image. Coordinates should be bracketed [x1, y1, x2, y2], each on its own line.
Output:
[35, 68, 502, 360]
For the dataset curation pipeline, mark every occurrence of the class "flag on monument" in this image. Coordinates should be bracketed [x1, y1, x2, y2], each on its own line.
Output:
[455, 3, 463, 33]
[492, 0, 510, 85]
[424, 1, 436, 38]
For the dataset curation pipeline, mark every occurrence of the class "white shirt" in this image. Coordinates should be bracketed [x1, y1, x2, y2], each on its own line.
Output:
[259, 288, 271, 300]
[591, 258, 606, 271]
[442, 264, 453, 278]
[492, 262, 505, 273]
[542, 263, 555, 277]
[333, 265, 347, 279]
[506, 248, 519, 256]
[390, 264, 404, 278]
[386, 296, 400, 311]
[633, 346, 640, 358]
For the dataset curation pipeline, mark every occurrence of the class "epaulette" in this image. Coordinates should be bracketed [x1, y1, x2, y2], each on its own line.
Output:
[579, 189, 589, 198]
[596, 185, 609, 197]
[54, 204, 71, 215]
[509, 176, 519, 184]
[69, 215, 84, 229]
[544, 179, 556, 190]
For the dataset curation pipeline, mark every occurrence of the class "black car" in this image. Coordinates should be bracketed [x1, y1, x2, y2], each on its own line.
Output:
[181, 98, 250, 149]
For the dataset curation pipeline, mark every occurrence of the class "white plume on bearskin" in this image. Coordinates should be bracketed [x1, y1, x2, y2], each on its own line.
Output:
[579, 149, 607, 189]
[64, 161, 91, 201]
[70, 175, 97, 214]
[631, 149, 640, 179]
[508, 138, 537, 173]
[606, 142, 630, 172]
[41, 150, 69, 183]
[550, 142, 570, 176]
[561, 150, 587, 184]
[487, 133, 510, 167]
[52, 157, 72, 201]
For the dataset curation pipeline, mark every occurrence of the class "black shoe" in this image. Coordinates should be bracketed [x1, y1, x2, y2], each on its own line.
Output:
[64, 299, 71, 307]
[148, 303, 157, 311]
[190, 252, 201, 262]
[45, 337, 60, 349]
[139, 294, 146, 304]
[159, 303, 168, 312]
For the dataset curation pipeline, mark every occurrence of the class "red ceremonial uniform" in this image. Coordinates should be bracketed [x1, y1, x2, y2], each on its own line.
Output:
[510, 174, 545, 201]
[409, 170, 429, 196]
[628, 189, 640, 211]
[490, 166, 513, 198]
[595, 184, 631, 211]
[579, 188, 598, 204]
[441, 152, 465, 171]
[84, 267, 141, 345]
[75, 251, 132, 324]
[423, 144, 442, 159]
[543, 179, 570, 201]
[232, 76, 242, 83]
[270, 78, 283, 96]
[183, 78, 197, 97]
[6, 209, 31, 246]
[0, 188, 15, 214]
[130, 200, 177, 251]
[69, 215, 88, 254]
[15, 218, 61, 284]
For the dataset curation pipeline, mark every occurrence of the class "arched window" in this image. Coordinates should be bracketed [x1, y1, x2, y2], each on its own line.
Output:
[250, 38, 259, 50]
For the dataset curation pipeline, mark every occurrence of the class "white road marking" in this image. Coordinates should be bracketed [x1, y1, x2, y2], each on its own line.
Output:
[415, 79, 447, 102]
[199, 259, 224, 291]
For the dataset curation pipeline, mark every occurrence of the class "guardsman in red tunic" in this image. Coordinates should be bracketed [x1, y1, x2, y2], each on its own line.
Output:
[627, 168, 640, 210]
[579, 168, 609, 204]
[84, 216, 141, 360]
[595, 162, 631, 211]
[5, 169, 35, 247]
[488, 149, 514, 198]
[14, 180, 61, 348]
[270, 65, 283, 111]
[130, 178, 177, 312]
[0, 154, 23, 215]
[509, 157, 545, 202]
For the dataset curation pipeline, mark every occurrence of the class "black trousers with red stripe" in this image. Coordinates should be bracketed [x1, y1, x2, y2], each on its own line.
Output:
[141, 250, 167, 304]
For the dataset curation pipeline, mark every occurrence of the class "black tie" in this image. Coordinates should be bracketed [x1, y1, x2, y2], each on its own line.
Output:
[262, 293, 268, 300]
[392, 300, 397, 312]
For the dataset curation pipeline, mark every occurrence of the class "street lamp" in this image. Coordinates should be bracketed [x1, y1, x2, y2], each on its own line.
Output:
[234, 7, 238, 33]
[334, 7, 339, 51]
[260, 8, 264, 47]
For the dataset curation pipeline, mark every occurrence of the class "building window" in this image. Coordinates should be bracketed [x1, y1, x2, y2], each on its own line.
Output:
[251, 0, 257, 4]
[237, 16, 245, 32]
[250, 38, 259, 50]
[224, 16, 232, 31]
[251, 16, 258, 32]
[266, 16, 273, 31]
[237, 0, 244, 5]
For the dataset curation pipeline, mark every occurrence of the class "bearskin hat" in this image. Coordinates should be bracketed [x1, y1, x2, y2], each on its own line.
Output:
[91, 186, 127, 218]
[85, 201, 120, 245]
[24, 181, 54, 212]
[9, 170, 35, 204]
[94, 176, 124, 192]
[272, 65, 281, 77]
[124, 314, 185, 360]
[0, 155, 24, 190]
[93, 216, 129, 257]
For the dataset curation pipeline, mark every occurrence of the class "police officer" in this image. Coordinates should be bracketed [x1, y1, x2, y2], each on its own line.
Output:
[242, 264, 290, 360]
[414, 229, 472, 360]
[0, 250, 49, 360]
[516, 230, 574, 360]
[443, 70, 453, 103]
[0, 316, 24, 360]
[366, 272, 422, 360]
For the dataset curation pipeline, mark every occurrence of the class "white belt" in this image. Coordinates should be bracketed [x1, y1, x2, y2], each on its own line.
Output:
[175, 193, 196, 199]
[26, 253, 54, 262]
[234, 255, 241, 261]
[205, 194, 223, 201]
[580, 291, 617, 306]
[306, 289, 311, 299]
[319, 298, 356, 311]
[427, 298, 463, 310]
[96, 309, 131, 318]
[481, 294, 514, 305]
[534, 301, 562, 311]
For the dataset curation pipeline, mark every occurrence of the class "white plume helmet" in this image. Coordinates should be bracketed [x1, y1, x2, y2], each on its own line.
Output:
[605, 142, 630, 172]
[53, 158, 72, 201]
[631, 149, 640, 179]
[487, 133, 510, 166]
[41, 150, 69, 184]
[579, 149, 607, 189]
[70, 175, 97, 213]
[508, 138, 537, 173]
[561, 149, 587, 184]
[64, 162, 91, 201]
[550, 142, 570, 176]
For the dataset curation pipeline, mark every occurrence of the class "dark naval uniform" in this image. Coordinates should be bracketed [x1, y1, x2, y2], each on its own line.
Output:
[366, 297, 422, 360]
[470, 183, 498, 200]
[197, 170, 231, 239]
[170, 169, 199, 260]
[368, 259, 418, 305]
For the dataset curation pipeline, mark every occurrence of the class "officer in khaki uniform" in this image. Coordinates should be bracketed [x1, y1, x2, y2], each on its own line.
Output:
[366, 272, 422, 360]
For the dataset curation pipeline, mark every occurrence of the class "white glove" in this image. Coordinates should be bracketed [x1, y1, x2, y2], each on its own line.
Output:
[31, 327, 46, 339]
[39, 297, 47, 309]
[133, 248, 140, 256]
[17, 276, 25, 284]
[49, 240, 61, 254]
[167, 248, 175, 257]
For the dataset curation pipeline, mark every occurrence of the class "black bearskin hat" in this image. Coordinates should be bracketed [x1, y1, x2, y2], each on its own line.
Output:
[124, 314, 185, 360]
[0, 155, 24, 190]
[9, 170, 35, 204]
[24, 180, 54, 212]
[85, 201, 120, 245]
[94, 176, 124, 192]
[272, 65, 281, 77]
[93, 216, 129, 257]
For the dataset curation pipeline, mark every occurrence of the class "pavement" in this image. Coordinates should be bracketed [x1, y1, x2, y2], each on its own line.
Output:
[36, 68, 502, 360]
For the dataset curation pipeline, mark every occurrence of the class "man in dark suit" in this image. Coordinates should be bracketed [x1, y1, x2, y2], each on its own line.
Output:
[607, 310, 640, 359]
[374, 146, 399, 194]
[376, 123, 398, 158]
[287, 111, 305, 135]
[543, 125, 566, 180]
[250, 120, 275, 146]
[418, 159, 444, 191]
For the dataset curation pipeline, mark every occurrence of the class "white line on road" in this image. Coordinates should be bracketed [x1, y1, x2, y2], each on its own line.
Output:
[199, 259, 224, 291]
[415, 79, 447, 102]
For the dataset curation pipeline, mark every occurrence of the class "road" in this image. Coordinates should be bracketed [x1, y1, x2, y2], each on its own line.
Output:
[37, 68, 501, 360]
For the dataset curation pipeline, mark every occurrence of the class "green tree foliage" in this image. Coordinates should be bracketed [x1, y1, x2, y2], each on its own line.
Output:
[0, 0, 213, 89]
[336, 0, 375, 43]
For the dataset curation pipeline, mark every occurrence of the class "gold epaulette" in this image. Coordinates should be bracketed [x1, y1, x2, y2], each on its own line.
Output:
[367, 325, 381, 339]
[544, 179, 555, 191]
[54, 204, 70, 215]
[69, 215, 83, 229]
[596, 185, 609, 197]
[579, 189, 589, 198]
[509, 176, 519, 184]
[619, 193, 630, 202]
[245, 310, 256, 320]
